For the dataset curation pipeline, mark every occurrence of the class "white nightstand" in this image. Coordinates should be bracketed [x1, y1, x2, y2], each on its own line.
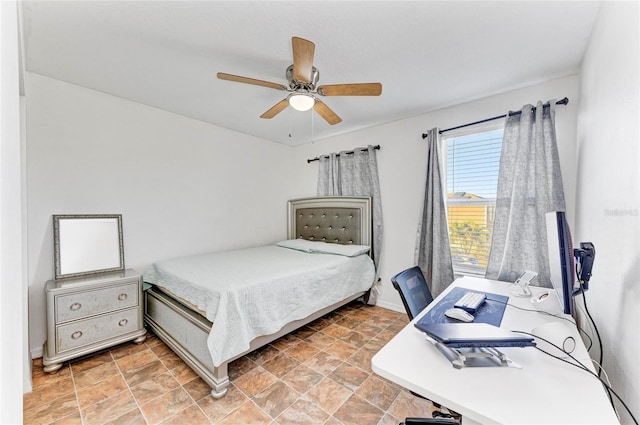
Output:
[42, 269, 147, 372]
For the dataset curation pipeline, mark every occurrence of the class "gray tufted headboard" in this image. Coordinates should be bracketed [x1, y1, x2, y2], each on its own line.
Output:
[287, 197, 372, 251]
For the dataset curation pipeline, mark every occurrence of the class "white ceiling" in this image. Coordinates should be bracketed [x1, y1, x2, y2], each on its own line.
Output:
[21, 1, 600, 146]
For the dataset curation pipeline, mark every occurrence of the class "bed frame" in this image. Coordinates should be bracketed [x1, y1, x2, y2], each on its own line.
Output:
[144, 196, 373, 398]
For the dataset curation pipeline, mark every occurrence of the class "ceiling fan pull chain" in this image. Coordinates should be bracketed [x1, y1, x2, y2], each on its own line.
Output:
[289, 108, 293, 139]
[311, 109, 315, 143]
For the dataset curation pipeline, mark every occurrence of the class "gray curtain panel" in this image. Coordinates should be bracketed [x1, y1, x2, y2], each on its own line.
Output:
[485, 101, 566, 286]
[317, 145, 383, 304]
[415, 128, 455, 298]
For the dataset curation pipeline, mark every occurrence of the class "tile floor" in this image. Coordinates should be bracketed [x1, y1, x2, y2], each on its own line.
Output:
[24, 301, 447, 425]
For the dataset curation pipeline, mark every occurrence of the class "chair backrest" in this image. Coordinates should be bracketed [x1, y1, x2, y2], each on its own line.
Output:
[391, 266, 434, 320]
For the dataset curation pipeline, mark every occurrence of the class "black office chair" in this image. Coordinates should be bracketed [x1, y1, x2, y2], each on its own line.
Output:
[391, 266, 434, 321]
[392, 266, 461, 425]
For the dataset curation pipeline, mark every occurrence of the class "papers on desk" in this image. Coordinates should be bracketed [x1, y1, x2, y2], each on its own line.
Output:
[420, 287, 508, 327]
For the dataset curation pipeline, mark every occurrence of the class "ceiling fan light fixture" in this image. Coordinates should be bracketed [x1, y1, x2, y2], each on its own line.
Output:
[288, 93, 315, 111]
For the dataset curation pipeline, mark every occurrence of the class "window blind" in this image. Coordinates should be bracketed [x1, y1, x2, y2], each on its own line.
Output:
[445, 128, 504, 276]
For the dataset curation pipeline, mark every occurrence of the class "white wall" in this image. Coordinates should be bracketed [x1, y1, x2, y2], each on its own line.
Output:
[21, 11, 639, 419]
[26, 73, 296, 355]
[576, 2, 639, 422]
[1, 0, 26, 422]
[292, 76, 580, 312]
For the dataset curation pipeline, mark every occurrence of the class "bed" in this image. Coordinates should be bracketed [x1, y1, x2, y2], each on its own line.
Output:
[142, 196, 375, 398]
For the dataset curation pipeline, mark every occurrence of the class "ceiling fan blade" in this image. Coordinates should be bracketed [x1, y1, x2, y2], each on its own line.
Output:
[313, 100, 342, 125]
[217, 72, 287, 91]
[317, 83, 382, 96]
[292, 37, 315, 83]
[260, 99, 289, 119]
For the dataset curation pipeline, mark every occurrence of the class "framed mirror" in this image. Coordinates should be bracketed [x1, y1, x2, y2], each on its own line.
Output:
[53, 214, 125, 279]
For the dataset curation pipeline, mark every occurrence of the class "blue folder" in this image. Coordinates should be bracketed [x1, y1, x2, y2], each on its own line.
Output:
[418, 287, 508, 327]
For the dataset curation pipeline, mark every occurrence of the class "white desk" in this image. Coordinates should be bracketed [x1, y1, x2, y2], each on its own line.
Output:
[372, 276, 619, 424]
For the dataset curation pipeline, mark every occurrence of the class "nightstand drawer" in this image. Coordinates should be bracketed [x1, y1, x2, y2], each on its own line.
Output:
[57, 307, 140, 352]
[55, 282, 138, 323]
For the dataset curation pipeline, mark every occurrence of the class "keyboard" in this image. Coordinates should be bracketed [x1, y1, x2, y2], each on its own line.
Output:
[453, 291, 487, 314]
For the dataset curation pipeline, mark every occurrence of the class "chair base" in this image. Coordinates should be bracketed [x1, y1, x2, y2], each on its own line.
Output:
[401, 417, 460, 425]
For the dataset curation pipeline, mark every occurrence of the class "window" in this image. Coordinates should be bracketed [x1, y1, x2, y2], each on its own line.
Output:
[443, 126, 504, 277]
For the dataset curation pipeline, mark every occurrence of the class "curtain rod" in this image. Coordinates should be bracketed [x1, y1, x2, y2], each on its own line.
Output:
[421, 97, 569, 139]
[307, 145, 381, 163]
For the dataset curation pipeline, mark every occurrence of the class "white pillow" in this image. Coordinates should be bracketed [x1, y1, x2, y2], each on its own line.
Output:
[277, 239, 370, 257]
[276, 239, 316, 253]
[311, 242, 370, 257]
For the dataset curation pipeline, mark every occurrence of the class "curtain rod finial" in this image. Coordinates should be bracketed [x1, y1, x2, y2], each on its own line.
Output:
[422, 133, 428, 139]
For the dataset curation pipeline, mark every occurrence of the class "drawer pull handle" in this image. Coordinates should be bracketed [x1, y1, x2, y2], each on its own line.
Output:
[69, 303, 82, 311]
[118, 293, 128, 301]
[71, 331, 83, 340]
[118, 319, 128, 327]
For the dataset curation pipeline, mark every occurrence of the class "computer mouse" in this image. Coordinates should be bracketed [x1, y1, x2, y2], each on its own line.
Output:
[444, 308, 474, 322]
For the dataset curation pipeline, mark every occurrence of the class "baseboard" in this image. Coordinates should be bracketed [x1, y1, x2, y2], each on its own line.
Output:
[30, 345, 43, 360]
[374, 300, 405, 315]
[24, 349, 33, 394]
[23, 377, 32, 394]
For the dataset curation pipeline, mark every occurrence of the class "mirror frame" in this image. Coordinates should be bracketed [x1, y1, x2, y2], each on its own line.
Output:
[53, 214, 125, 280]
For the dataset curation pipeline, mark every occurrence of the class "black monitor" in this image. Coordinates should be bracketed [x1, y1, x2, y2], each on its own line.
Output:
[545, 211, 577, 316]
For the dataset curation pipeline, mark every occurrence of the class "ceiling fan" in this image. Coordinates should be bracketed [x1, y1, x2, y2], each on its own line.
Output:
[217, 37, 382, 125]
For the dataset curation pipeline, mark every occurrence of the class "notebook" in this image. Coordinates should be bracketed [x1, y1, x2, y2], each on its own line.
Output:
[414, 322, 536, 348]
